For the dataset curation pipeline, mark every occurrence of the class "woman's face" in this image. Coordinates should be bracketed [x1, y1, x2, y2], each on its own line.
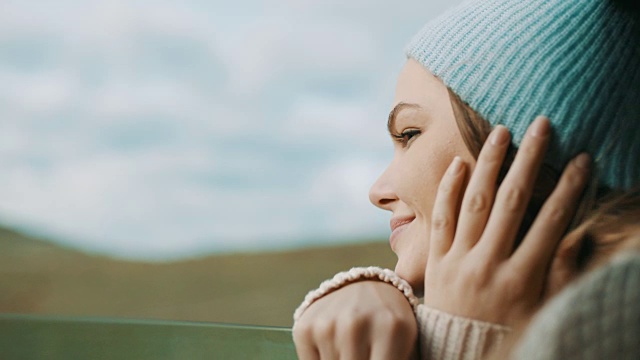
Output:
[369, 59, 475, 293]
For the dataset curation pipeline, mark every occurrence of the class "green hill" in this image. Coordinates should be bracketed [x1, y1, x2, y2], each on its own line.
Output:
[0, 226, 395, 327]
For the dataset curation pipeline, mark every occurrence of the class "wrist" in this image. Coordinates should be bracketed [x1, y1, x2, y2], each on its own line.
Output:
[293, 266, 420, 322]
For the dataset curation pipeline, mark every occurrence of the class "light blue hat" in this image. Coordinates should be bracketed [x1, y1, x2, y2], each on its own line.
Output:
[406, 0, 640, 190]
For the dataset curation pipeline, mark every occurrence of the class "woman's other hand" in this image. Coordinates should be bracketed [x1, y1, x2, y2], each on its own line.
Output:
[293, 280, 418, 360]
[424, 116, 591, 326]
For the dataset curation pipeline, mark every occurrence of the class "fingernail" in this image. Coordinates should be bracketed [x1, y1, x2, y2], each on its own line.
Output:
[530, 116, 550, 138]
[448, 156, 463, 175]
[574, 153, 591, 169]
[489, 126, 510, 146]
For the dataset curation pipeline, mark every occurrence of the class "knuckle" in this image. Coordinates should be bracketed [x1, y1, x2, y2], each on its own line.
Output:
[398, 312, 418, 330]
[545, 204, 568, 223]
[293, 321, 314, 341]
[336, 321, 364, 339]
[476, 263, 494, 285]
[397, 322, 418, 342]
[314, 318, 335, 338]
[389, 316, 417, 339]
[501, 186, 525, 211]
[466, 193, 488, 213]
[336, 316, 365, 338]
[479, 148, 503, 165]
[377, 310, 406, 330]
[499, 269, 529, 299]
[507, 279, 528, 300]
[431, 213, 451, 231]
[459, 261, 492, 288]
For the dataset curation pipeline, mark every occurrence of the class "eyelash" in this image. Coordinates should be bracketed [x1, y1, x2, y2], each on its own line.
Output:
[392, 129, 422, 147]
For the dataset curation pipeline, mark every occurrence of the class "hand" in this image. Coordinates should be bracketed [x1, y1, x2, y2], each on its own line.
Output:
[293, 281, 418, 360]
[424, 116, 591, 326]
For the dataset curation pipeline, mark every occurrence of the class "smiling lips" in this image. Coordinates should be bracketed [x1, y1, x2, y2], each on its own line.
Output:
[389, 216, 415, 250]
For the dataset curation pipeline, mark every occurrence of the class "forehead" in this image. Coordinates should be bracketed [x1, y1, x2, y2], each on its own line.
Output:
[393, 59, 445, 113]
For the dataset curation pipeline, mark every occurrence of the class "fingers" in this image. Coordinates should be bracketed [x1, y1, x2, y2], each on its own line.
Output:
[316, 339, 338, 360]
[450, 125, 511, 252]
[313, 319, 338, 360]
[341, 342, 369, 360]
[370, 340, 413, 360]
[292, 323, 320, 360]
[479, 116, 550, 258]
[369, 319, 417, 360]
[511, 153, 591, 279]
[295, 345, 320, 360]
[429, 156, 467, 258]
[544, 227, 585, 299]
[293, 281, 416, 360]
[338, 320, 370, 360]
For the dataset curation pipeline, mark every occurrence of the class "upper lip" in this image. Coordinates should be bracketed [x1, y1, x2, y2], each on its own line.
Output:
[390, 216, 415, 232]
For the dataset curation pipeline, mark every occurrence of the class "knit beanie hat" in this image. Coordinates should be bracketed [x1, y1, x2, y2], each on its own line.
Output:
[406, 0, 640, 190]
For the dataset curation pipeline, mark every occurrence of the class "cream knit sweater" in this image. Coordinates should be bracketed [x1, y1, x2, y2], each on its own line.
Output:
[416, 306, 509, 359]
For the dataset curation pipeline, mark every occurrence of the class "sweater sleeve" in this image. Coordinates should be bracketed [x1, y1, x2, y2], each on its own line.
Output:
[417, 305, 511, 360]
[512, 251, 640, 360]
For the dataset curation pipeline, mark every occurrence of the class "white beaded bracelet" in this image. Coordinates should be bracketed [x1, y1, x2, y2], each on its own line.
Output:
[293, 266, 420, 322]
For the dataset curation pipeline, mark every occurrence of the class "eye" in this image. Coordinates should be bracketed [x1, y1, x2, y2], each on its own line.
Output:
[393, 128, 421, 147]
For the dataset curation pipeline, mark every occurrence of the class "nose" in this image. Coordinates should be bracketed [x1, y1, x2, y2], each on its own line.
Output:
[369, 167, 398, 211]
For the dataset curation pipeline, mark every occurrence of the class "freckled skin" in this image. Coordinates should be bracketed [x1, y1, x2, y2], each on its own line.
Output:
[369, 59, 476, 293]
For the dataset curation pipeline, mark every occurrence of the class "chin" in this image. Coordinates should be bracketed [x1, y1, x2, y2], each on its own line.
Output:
[394, 256, 426, 297]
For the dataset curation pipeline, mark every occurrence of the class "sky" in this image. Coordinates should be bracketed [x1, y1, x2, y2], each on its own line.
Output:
[0, 0, 463, 260]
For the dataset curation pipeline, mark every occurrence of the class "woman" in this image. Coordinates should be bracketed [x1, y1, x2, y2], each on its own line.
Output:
[293, 0, 640, 358]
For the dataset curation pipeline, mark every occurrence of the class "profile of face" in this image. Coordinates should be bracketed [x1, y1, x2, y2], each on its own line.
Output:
[369, 59, 475, 293]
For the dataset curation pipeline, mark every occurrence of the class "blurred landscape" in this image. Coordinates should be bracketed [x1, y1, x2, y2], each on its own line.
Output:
[0, 226, 395, 327]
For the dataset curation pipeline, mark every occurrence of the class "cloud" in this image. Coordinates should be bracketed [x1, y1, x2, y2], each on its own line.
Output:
[308, 157, 390, 238]
[0, 0, 463, 260]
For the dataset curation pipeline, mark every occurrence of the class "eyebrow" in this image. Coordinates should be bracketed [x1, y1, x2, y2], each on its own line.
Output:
[387, 102, 422, 136]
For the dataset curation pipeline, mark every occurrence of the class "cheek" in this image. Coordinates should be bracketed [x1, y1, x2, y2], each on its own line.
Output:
[395, 142, 459, 219]
[392, 141, 466, 292]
